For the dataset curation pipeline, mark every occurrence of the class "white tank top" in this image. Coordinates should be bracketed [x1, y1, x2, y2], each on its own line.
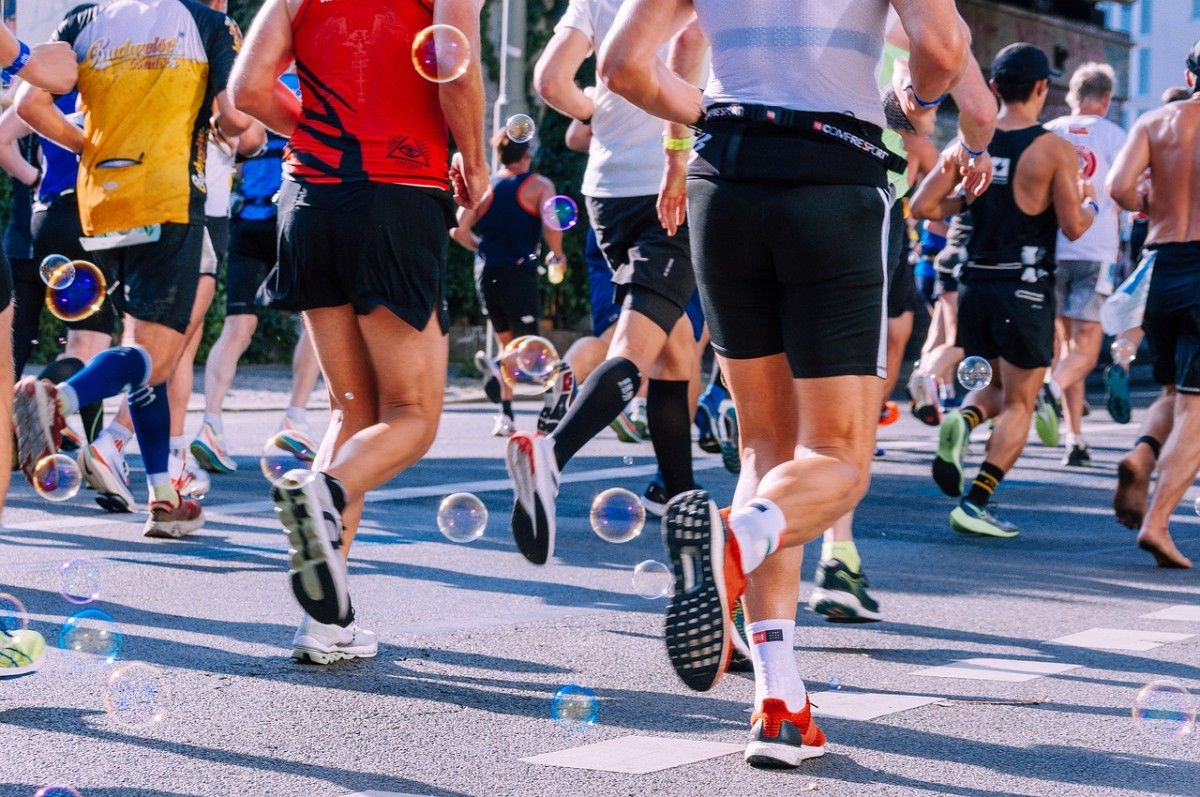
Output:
[693, 0, 889, 129]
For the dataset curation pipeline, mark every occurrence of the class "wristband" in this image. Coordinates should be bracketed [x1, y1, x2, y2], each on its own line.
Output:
[3, 40, 30, 78]
[663, 134, 694, 152]
[905, 84, 948, 109]
[960, 140, 986, 158]
[1083, 198, 1100, 215]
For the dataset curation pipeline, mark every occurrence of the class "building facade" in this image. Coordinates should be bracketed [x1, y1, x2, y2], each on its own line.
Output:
[1104, 0, 1200, 123]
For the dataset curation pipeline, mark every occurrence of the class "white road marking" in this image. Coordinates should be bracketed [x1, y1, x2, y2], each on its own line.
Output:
[911, 658, 1082, 683]
[1141, 605, 1200, 622]
[523, 735, 742, 773]
[1046, 627, 1195, 651]
[808, 691, 942, 721]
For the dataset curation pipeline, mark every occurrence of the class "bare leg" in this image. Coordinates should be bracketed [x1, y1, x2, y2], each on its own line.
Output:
[1137, 392, 1200, 568]
[495, 330, 514, 405]
[63, 330, 111, 363]
[287, 326, 320, 411]
[976, 361, 1044, 473]
[0, 306, 13, 517]
[1052, 318, 1103, 439]
[1115, 388, 1175, 529]
[169, 276, 215, 439]
[202, 313, 258, 419]
[882, 311, 913, 404]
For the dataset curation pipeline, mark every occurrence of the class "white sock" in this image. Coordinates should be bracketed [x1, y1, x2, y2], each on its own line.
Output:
[1047, 380, 1063, 401]
[169, 435, 186, 455]
[285, 406, 306, 424]
[727, 498, 785, 574]
[203, 414, 224, 435]
[106, 421, 133, 445]
[746, 619, 806, 711]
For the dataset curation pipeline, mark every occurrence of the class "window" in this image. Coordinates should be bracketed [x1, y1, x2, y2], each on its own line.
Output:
[1120, 3, 1133, 31]
[1138, 47, 1151, 96]
[1194, 0, 1200, 19]
[1141, 0, 1153, 34]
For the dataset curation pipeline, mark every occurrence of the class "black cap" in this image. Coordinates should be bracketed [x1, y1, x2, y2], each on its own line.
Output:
[1187, 38, 1200, 76]
[991, 42, 1060, 83]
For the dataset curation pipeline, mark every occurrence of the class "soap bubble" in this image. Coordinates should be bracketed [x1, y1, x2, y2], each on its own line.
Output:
[550, 684, 599, 729]
[1110, 337, 1137, 366]
[541, 195, 578, 232]
[498, 335, 560, 394]
[1132, 679, 1196, 738]
[59, 559, 101, 605]
[589, 487, 645, 543]
[46, 260, 106, 322]
[956, 356, 992, 391]
[59, 608, 122, 662]
[260, 430, 318, 485]
[436, 492, 487, 543]
[411, 24, 471, 83]
[34, 787, 83, 797]
[505, 113, 536, 144]
[631, 560, 673, 599]
[39, 254, 75, 289]
[827, 676, 844, 691]
[33, 454, 82, 502]
[103, 662, 171, 727]
[0, 593, 28, 633]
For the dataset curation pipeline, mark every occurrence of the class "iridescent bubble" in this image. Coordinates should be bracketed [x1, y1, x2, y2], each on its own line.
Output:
[33, 454, 82, 502]
[0, 592, 28, 633]
[1132, 679, 1197, 738]
[46, 260, 106, 322]
[550, 684, 599, 729]
[622, 456, 634, 466]
[34, 786, 83, 797]
[1110, 337, 1138, 366]
[344, 392, 355, 401]
[59, 559, 101, 605]
[589, 487, 645, 543]
[956, 356, 993, 391]
[436, 492, 487, 543]
[498, 335, 560, 395]
[631, 560, 673, 599]
[411, 24, 471, 84]
[259, 430, 318, 485]
[505, 113, 536, 144]
[39, 254, 75, 289]
[827, 676, 844, 691]
[59, 608, 122, 662]
[541, 195, 578, 232]
[103, 662, 171, 727]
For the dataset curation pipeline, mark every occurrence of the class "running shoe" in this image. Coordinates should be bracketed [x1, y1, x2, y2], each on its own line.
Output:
[59, 427, 82, 453]
[807, 558, 882, 622]
[907, 371, 942, 426]
[79, 433, 134, 514]
[0, 629, 45, 677]
[190, 421, 237, 474]
[506, 432, 559, 565]
[718, 400, 740, 475]
[1081, 401, 1092, 417]
[745, 695, 827, 769]
[272, 470, 349, 624]
[663, 490, 744, 692]
[1033, 384, 1060, 447]
[1063, 443, 1092, 468]
[292, 615, 378, 665]
[609, 411, 642, 443]
[279, 412, 312, 437]
[932, 409, 968, 497]
[143, 492, 205, 539]
[13, 377, 65, 484]
[641, 478, 669, 518]
[628, 399, 649, 439]
[729, 598, 753, 673]
[490, 414, 517, 438]
[168, 451, 211, 499]
[878, 400, 900, 426]
[949, 500, 1020, 538]
[474, 350, 502, 404]
[874, 446, 887, 459]
[537, 362, 576, 434]
[1104, 364, 1132, 425]
[695, 383, 726, 455]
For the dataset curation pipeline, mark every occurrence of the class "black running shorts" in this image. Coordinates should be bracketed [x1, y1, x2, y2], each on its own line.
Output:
[955, 276, 1055, 369]
[585, 194, 694, 335]
[93, 222, 202, 335]
[202, 215, 230, 277]
[31, 192, 117, 334]
[275, 180, 455, 332]
[1142, 244, 1200, 393]
[477, 260, 540, 336]
[688, 178, 890, 379]
[226, 218, 276, 316]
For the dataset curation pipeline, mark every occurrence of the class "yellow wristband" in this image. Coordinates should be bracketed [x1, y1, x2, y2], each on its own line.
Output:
[663, 134, 694, 152]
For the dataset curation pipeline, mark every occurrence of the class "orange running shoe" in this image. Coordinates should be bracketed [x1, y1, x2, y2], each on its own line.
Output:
[878, 400, 900, 426]
[745, 696, 827, 768]
[663, 490, 746, 692]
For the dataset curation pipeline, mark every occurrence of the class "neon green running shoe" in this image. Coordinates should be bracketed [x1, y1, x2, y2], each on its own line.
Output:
[950, 500, 1020, 538]
[0, 629, 46, 677]
[932, 410, 968, 497]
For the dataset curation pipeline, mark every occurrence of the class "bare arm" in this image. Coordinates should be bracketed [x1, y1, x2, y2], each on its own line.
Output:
[1049, 138, 1096, 240]
[15, 82, 84, 154]
[437, 0, 489, 209]
[911, 146, 967, 221]
[889, 0, 968, 131]
[533, 176, 565, 260]
[564, 117, 592, 152]
[658, 17, 706, 236]
[450, 205, 482, 252]
[236, 121, 268, 156]
[533, 27, 594, 121]
[1107, 118, 1151, 212]
[598, 0, 701, 126]
[229, 0, 302, 136]
[951, 54, 996, 156]
[0, 106, 37, 186]
[0, 26, 77, 95]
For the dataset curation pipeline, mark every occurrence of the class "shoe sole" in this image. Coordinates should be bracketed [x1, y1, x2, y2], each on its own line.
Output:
[640, 495, 667, 518]
[1105, 366, 1132, 425]
[745, 741, 826, 768]
[292, 641, 378, 665]
[505, 436, 555, 565]
[189, 440, 236, 474]
[14, 380, 63, 483]
[609, 416, 641, 444]
[950, 510, 1020, 539]
[932, 416, 966, 497]
[808, 587, 882, 622]
[720, 440, 741, 475]
[143, 516, 204, 539]
[663, 490, 729, 693]
[1033, 400, 1059, 447]
[78, 447, 134, 513]
[272, 481, 349, 624]
[913, 404, 941, 427]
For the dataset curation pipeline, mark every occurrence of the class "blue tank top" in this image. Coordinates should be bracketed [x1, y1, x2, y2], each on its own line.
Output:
[38, 90, 81, 202]
[237, 134, 286, 221]
[477, 172, 542, 266]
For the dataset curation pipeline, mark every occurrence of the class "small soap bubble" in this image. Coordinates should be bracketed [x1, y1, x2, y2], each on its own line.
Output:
[411, 24, 471, 83]
[541, 195, 578, 232]
[59, 608, 122, 662]
[550, 684, 599, 729]
[631, 560, 673, 599]
[34, 787, 83, 797]
[33, 454, 82, 502]
[505, 113, 536, 144]
[0, 593, 28, 633]
[46, 260, 106, 322]
[589, 488, 645, 543]
[59, 559, 101, 605]
[103, 662, 171, 727]
[622, 456, 634, 466]
[1132, 679, 1196, 738]
[827, 676, 844, 691]
[956, 356, 992, 391]
[436, 493, 487, 543]
[39, 254, 75, 289]
[259, 430, 318, 485]
[343, 392, 355, 401]
[498, 335, 560, 394]
[1110, 337, 1138, 366]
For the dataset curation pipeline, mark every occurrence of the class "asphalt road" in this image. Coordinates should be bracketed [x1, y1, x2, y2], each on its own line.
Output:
[1, 384, 1198, 797]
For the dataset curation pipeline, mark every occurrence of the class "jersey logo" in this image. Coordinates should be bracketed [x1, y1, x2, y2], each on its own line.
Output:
[225, 16, 243, 54]
[1069, 126, 1089, 136]
[1074, 144, 1097, 179]
[992, 156, 1011, 185]
[386, 135, 431, 170]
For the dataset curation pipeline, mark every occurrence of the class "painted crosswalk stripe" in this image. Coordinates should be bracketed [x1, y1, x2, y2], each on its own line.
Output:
[523, 735, 742, 773]
[1141, 605, 1200, 622]
[1046, 628, 1194, 651]
[911, 658, 1081, 683]
[808, 691, 942, 721]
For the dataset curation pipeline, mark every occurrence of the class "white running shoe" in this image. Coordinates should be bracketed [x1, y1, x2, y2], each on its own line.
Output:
[491, 414, 517, 437]
[279, 412, 312, 437]
[272, 469, 350, 625]
[291, 615, 378, 664]
[190, 421, 237, 474]
[168, 452, 211, 499]
[79, 432, 134, 514]
[505, 432, 559, 565]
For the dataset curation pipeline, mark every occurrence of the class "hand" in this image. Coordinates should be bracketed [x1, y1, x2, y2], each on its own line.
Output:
[449, 151, 490, 210]
[656, 151, 688, 236]
[20, 42, 77, 94]
[955, 145, 992, 196]
[1078, 177, 1097, 202]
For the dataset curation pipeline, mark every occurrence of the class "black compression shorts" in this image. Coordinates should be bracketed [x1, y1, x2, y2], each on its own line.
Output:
[226, 218, 275, 316]
[477, 260, 540, 336]
[1143, 244, 1200, 393]
[955, 276, 1055, 369]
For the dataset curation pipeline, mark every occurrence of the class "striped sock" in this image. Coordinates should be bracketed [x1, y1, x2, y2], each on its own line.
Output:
[961, 405, 986, 431]
[965, 461, 1005, 507]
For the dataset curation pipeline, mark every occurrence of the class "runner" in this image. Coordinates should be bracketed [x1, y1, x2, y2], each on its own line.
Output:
[230, 0, 488, 661]
[1044, 63, 1126, 467]
[503, 0, 705, 566]
[1105, 38, 1200, 569]
[602, 0, 980, 768]
[913, 43, 1098, 539]
[451, 129, 567, 437]
[13, 0, 251, 538]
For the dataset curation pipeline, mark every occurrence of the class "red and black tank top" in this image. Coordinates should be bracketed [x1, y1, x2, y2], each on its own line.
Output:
[286, 0, 449, 188]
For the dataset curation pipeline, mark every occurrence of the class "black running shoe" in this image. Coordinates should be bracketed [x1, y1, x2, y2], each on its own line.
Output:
[640, 479, 669, 518]
[1063, 443, 1092, 468]
[807, 559, 882, 622]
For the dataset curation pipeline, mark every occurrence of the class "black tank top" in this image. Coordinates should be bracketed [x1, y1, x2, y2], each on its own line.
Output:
[477, 172, 542, 266]
[965, 125, 1059, 281]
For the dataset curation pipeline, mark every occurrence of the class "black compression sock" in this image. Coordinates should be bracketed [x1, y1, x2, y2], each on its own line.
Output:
[965, 461, 1005, 507]
[647, 379, 694, 497]
[550, 356, 641, 470]
[961, 406, 986, 431]
[501, 399, 514, 419]
[1135, 435, 1162, 459]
